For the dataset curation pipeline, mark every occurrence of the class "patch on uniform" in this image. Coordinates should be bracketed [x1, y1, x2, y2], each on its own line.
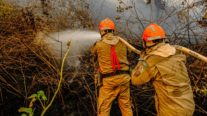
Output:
[134, 66, 144, 76]
[133, 58, 149, 77]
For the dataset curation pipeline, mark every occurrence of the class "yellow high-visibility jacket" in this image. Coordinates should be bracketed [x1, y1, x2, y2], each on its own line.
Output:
[132, 43, 195, 116]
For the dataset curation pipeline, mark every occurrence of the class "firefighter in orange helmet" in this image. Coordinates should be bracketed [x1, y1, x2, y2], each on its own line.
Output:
[131, 23, 195, 116]
[91, 18, 133, 116]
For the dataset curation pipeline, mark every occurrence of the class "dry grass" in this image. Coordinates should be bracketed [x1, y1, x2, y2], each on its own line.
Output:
[0, 1, 60, 115]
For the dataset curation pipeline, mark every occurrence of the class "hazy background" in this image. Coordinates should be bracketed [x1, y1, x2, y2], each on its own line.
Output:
[6, 0, 206, 65]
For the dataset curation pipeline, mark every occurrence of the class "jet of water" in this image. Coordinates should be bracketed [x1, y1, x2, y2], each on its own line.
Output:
[45, 30, 101, 67]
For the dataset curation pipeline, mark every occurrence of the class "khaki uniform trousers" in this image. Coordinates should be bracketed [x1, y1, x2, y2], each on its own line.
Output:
[98, 74, 132, 116]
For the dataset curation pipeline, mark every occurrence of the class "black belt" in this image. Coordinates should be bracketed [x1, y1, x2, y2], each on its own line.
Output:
[100, 70, 129, 78]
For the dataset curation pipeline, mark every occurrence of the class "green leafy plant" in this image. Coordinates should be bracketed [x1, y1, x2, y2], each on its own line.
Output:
[41, 41, 71, 116]
[19, 41, 71, 116]
[18, 90, 47, 116]
[18, 107, 33, 116]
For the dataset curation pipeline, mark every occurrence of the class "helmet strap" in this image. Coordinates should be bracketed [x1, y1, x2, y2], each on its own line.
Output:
[100, 29, 114, 38]
[143, 41, 147, 49]
[145, 39, 165, 49]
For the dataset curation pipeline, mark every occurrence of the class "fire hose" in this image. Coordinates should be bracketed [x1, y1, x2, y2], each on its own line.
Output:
[119, 38, 207, 63]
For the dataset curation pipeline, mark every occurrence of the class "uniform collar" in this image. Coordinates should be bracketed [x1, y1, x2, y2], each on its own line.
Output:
[145, 43, 176, 57]
[102, 33, 119, 45]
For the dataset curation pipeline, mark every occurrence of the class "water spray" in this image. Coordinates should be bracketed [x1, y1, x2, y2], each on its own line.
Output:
[45, 30, 207, 63]
[45, 30, 101, 67]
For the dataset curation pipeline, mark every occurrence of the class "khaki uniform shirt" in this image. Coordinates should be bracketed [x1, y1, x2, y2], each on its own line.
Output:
[131, 43, 195, 116]
[91, 33, 129, 74]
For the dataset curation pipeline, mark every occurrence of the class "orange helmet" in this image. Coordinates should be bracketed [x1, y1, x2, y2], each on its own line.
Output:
[99, 18, 115, 31]
[142, 23, 166, 42]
